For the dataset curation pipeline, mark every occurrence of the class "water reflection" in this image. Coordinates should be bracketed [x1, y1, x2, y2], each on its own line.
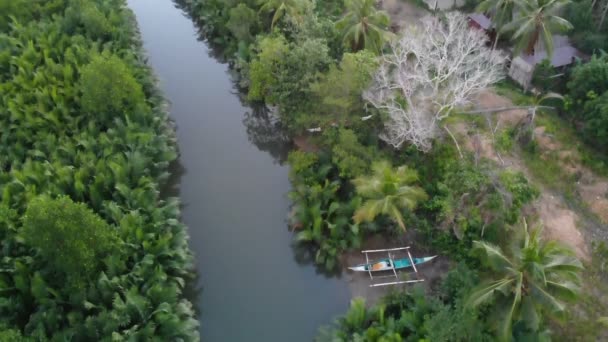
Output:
[291, 241, 345, 278]
[242, 103, 292, 164]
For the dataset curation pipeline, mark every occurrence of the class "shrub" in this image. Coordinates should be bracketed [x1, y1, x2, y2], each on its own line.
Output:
[79, 54, 146, 121]
[22, 195, 119, 289]
[531, 59, 561, 93]
[567, 55, 608, 107]
[581, 90, 608, 149]
[247, 35, 289, 102]
[327, 128, 377, 178]
[227, 4, 258, 43]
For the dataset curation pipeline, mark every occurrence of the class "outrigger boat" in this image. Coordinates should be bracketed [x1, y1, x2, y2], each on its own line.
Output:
[349, 247, 437, 287]
[348, 255, 436, 272]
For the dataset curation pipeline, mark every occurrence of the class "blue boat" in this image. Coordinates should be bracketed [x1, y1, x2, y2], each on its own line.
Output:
[349, 255, 436, 272]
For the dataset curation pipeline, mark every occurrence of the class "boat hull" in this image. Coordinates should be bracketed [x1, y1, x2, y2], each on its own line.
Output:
[348, 256, 436, 272]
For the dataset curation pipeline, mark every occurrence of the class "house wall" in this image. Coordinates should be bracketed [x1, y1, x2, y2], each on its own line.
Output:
[508, 56, 535, 90]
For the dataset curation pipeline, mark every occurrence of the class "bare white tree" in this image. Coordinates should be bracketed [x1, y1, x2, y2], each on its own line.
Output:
[364, 12, 506, 151]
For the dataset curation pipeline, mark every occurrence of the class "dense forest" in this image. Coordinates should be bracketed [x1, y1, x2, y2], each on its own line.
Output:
[0, 0, 198, 340]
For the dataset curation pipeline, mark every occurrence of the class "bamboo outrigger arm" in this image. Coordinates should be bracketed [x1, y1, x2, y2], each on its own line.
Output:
[370, 279, 424, 287]
[361, 247, 410, 253]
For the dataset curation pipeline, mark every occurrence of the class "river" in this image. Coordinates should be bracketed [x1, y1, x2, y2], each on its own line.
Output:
[126, 0, 351, 340]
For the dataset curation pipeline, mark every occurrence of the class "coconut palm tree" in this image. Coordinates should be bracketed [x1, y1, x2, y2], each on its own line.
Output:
[502, 0, 573, 57]
[352, 161, 427, 231]
[477, 0, 516, 49]
[257, 0, 309, 29]
[467, 220, 583, 340]
[335, 0, 393, 54]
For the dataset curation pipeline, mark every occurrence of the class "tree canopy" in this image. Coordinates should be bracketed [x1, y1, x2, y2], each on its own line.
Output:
[22, 196, 119, 290]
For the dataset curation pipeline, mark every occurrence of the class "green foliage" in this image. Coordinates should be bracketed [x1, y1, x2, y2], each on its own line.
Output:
[319, 265, 492, 341]
[275, 37, 332, 109]
[335, 0, 392, 53]
[288, 151, 364, 270]
[580, 91, 608, 149]
[0, 0, 198, 339]
[257, 0, 312, 28]
[353, 160, 428, 231]
[468, 221, 583, 340]
[310, 50, 378, 126]
[476, 0, 515, 30]
[531, 59, 561, 93]
[327, 128, 378, 178]
[568, 55, 608, 106]
[0, 0, 29, 32]
[429, 156, 537, 246]
[22, 196, 119, 289]
[502, 0, 573, 57]
[248, 34, 332, 129]
[0, 328, 28, 342]
[79, 53, 146, 122]
[227, 4, 258, 43]
[499, 170, 540, 223]
[78, 0, 113, 40]
[247, 35, 289, 101]
[566, 0, 608, 53]
[567, 55, 608, 150]
[495, 129, 514, 153]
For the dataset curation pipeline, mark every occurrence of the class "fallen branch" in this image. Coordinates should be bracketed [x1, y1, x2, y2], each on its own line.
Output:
[444, 125, 463, 159]
[461, 105, 553, 115]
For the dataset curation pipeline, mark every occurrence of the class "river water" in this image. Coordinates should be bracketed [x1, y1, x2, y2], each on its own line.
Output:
[126, 0, 350, 340]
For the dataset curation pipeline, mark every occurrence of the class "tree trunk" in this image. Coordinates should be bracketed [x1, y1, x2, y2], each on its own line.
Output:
[526, 29, 540, 55]
[492, 31, 500, 50]
[599, 2, 608, 31]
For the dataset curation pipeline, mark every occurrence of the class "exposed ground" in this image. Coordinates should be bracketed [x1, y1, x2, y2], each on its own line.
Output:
[380, 0, 428, 30]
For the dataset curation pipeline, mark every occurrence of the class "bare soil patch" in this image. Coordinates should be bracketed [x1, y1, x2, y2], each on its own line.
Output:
[474, 90, 527, 126]
[528, 123, 608, 225]
[380, 0, 428, 31]
[536, 193, 589, 260]
[293, 135, 319, 152]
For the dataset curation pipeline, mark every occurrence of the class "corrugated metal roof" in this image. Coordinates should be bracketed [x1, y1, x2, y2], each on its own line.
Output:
[468, 13, 492, 30]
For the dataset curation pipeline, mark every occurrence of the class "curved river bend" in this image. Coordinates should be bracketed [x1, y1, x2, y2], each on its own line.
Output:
[127, 0, 350, 340]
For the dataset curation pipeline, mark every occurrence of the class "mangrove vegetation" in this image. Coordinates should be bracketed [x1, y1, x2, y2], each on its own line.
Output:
[0, 0, 198, 339]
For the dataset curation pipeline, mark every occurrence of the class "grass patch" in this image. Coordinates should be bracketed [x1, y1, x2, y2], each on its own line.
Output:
[522, 150, 566, 187]
[495, 129, 514, 154]
[495, 80, 608, 177]
[494, 80, 534, 105]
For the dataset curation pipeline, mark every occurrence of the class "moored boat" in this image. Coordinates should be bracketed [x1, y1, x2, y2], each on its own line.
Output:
[348, 255, 436, 272]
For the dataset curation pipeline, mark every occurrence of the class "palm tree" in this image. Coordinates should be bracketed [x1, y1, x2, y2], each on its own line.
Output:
[467, 220, 583, 340]
[352, 161, 427, 231]
[257, 0, 309, 29]
[476, 0, 516, 49]
[502, 0, 573, 57]
[335, 0, 393, 54]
